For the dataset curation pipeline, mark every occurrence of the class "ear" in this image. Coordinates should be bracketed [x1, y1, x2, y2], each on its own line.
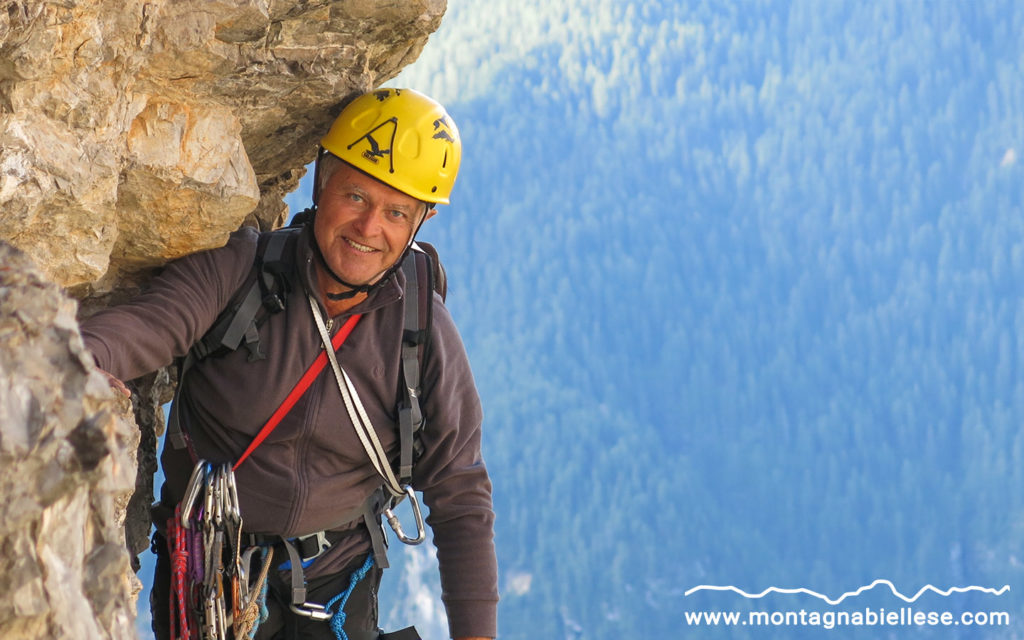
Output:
[423, 207, 439, 222]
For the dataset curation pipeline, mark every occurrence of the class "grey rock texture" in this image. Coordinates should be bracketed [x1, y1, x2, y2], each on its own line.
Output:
[0, 241, 139, 640]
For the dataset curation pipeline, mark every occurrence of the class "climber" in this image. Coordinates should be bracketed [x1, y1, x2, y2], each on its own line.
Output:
[80, 88, 498, 640]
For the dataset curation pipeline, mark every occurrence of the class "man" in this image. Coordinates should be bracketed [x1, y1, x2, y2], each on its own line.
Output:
[81, 88, 498, 640]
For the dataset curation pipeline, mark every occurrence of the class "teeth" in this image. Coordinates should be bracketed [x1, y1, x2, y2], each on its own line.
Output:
[345, 238, 375, 253]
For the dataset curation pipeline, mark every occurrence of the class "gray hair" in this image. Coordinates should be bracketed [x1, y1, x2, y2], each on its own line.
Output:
[316, 152, 345, 200]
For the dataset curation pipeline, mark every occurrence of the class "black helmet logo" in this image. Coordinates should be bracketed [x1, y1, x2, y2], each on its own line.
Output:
[347, 117, 398, 173]
[432, 116, 455, 144]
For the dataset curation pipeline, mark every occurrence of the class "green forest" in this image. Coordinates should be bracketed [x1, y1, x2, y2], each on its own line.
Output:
[363, 1, 1023, 637]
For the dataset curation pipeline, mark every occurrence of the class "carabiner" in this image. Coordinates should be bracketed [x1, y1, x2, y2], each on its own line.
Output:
[212, 465, 225, 528]
[383, 485, 426, 545]
[180, 460, 208, 529]
[225, 465, 242, 522]
[289, 602, 333, 622]
[204, 468, 216, 527]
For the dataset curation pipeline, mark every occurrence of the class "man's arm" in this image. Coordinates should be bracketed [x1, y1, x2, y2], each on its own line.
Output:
[80, 227, 259, 380]
[413, 298, 499, 639]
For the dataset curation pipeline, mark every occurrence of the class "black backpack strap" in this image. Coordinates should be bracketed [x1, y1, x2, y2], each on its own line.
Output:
[167, 354, 197, 454]
[210, 283, 265, 360]
[395, 243, 445, 484]
[398, 251, 427, 485]
[195, 229, 293, 361]
[412, 241, 446, 302]
[168, 228, 297, 452]
[362, 486, 392, 568]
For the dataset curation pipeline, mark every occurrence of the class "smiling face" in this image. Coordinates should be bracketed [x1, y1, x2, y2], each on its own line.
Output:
[313, 159, 434, 295]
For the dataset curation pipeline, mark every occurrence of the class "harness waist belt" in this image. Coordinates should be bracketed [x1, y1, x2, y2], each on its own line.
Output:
[242, 528, 364, 563]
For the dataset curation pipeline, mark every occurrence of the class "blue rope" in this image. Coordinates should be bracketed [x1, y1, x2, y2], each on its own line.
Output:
[324, 554, 376, 640]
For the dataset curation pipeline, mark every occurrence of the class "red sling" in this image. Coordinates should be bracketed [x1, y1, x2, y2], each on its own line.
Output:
[232, 314, 362, 471]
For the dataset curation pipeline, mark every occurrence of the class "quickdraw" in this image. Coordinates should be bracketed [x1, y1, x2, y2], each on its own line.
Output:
[167, 461, 274, 640]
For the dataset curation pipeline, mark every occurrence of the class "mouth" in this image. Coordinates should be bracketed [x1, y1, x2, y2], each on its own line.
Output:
[344, 237, 377, 254]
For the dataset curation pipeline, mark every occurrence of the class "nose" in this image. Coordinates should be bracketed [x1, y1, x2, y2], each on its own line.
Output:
[350, 206, 384, 237]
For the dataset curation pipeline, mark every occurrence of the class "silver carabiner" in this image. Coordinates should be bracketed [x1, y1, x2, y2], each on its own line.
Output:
[289, 602, 333, 622]
[225, 465, 242, 522]
[181, 460, 208, 529]
[212, 465, 225, 528]
[383, 485, 426, 545]
[204, 467, 216, 527]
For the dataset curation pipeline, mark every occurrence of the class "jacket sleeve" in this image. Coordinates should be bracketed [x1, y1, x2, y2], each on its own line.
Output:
[413, 295, 499, 639]
[80, 227, 260, 381]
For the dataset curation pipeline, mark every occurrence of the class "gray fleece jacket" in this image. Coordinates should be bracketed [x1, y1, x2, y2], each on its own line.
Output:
[80, 224, 498, 638]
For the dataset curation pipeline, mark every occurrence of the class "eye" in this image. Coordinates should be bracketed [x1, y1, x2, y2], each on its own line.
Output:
[388, 209, 409, 220]
[348, 192, 365, 203]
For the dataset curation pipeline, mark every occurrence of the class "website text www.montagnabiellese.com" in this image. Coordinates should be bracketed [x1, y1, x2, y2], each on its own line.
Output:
[685, 607, 1010, 630]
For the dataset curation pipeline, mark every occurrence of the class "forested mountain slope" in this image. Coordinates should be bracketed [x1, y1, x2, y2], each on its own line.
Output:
[379, 1, 1024, 637]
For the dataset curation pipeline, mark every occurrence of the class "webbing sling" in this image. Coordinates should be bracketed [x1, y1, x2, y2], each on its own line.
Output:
[243, 253, 432, 616]
[310, 293, 426, 553]
[310, 293, 402, 497]
[279, 295, 424, 619]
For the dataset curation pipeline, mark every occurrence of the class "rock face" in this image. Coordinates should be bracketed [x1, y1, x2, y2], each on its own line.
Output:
[0, 242, 139, 640]
[0, 0, 445, 293]
[0, 1, 445, 637]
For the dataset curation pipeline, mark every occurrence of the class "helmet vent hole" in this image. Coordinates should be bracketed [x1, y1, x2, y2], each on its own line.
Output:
[442, 150, 448, 168]
[431, 186, 438, 193]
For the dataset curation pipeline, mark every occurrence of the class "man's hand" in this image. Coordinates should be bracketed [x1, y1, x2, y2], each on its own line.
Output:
[98, 367, 131, 398]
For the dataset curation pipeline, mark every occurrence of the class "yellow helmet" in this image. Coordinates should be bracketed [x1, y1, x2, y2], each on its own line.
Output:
[320, 88, 461, 205]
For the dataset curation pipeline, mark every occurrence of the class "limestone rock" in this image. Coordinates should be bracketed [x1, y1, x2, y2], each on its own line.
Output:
[0, 0, 446, 292]
[0, 1, 446, 636]
[0, 241, 139, 640]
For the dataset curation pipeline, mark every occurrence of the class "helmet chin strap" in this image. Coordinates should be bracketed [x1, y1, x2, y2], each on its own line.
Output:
[314, 238, 405, 301]
[308, 206, 426, 302]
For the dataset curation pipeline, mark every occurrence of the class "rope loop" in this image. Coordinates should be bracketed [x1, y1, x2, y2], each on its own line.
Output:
[324, 555, 376, 640]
